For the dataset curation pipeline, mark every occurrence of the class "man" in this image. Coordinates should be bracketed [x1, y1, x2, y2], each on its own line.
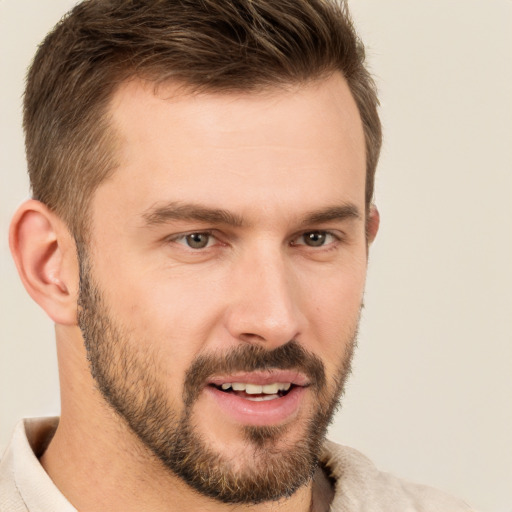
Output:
[0, 0, 475, 511]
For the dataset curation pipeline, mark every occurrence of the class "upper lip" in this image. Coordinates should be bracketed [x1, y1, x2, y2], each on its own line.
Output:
[208, 370, 310, 387]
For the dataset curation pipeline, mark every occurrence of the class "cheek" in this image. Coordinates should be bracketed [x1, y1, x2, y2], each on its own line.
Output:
[103, 269, 225, 363]
[304, 256, 366, 320]
[301, 260, 366, 362]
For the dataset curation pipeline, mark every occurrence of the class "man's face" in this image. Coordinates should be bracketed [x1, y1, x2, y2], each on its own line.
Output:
[78, 73, 370, 503]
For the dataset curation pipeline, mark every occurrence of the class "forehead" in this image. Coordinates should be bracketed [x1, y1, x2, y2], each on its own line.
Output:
[93, 73, 366, 228]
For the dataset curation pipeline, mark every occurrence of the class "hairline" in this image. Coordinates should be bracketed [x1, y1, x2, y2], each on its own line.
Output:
[77, 69, 372, 239]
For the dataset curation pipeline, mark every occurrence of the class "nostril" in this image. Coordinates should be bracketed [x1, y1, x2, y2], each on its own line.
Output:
[239, 332, 266, 343]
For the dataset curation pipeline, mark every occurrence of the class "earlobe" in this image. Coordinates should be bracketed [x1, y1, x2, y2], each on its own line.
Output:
[366, 204, 380, 244]
[9, 200, 79, 325]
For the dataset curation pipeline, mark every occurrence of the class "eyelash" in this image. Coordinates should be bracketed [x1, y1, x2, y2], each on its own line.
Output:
[167, 230, 343, 250]
[290, 230, 342, 248]
[168, 230, 218, 250]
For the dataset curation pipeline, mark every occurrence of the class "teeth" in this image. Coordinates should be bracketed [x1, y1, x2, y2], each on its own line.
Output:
[245, 384, 263, 394]
[218, 382, 291, 394]
[262, 383, 279, 394]
[246, 395, 279, 402]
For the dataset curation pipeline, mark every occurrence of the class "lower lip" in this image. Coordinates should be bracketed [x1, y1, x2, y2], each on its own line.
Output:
[204, 386, 306, 426]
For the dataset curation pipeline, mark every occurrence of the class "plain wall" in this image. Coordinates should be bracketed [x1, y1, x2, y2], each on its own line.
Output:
[1, 1, 511, 511]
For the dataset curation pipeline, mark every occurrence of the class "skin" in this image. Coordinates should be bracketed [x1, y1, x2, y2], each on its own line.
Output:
[9, 72, 379, 512]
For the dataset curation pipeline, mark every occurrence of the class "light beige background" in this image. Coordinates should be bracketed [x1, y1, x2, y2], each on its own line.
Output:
[1, 1, 511, 511]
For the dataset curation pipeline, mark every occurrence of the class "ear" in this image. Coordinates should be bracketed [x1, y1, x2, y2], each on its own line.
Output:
[9, 199, 79, 325]
[366, 204, 380, 244]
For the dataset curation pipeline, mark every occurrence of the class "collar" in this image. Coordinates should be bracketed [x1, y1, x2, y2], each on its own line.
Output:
[1, 417, 76, 512]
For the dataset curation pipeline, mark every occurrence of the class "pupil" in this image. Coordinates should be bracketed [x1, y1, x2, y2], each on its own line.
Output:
[306, 232, 325, 246]
[186, 233, 209, 249]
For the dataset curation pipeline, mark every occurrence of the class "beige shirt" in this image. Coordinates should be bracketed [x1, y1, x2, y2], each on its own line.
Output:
[0, 418, 474, 512]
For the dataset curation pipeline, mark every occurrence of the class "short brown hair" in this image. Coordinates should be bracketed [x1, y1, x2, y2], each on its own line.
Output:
[24, 0, 381, 239]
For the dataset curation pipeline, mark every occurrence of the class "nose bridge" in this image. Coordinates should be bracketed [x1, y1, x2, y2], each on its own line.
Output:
[225, 241, 302, 347]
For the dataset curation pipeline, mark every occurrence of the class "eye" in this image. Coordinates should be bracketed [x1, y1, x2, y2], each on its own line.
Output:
[293, 231, 337, 247]
[185, 232, 212, 249]
[174, 232, 215, 249]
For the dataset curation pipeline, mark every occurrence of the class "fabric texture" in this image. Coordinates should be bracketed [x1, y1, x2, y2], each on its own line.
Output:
[0, 417, 475, 512]
[0, 418, 76, 512]
[320, 440, 474, 511]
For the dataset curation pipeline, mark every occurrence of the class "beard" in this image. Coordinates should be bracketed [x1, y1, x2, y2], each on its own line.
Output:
[77, 247, 357, 504]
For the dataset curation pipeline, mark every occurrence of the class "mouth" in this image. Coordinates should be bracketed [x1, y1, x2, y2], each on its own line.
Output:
[204, 371, 310, 426]
[210, 381, 294, 402]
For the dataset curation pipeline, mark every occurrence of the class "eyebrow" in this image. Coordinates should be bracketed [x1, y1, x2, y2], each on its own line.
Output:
[142, 202, 245, 227]
[298, 204, 362, 226]
[141, 201, 361, 228]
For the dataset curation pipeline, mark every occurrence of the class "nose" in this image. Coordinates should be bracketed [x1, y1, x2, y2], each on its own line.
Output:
[224, 246, 304, 349]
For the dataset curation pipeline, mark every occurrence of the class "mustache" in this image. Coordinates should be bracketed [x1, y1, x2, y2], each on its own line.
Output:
[182, 341, 326, 406]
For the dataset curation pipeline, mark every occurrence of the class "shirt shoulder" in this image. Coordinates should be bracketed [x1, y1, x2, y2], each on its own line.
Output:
[321, 440, 476, 512]
[0, 432, 29, 512]
[0, 418, 75, 512]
